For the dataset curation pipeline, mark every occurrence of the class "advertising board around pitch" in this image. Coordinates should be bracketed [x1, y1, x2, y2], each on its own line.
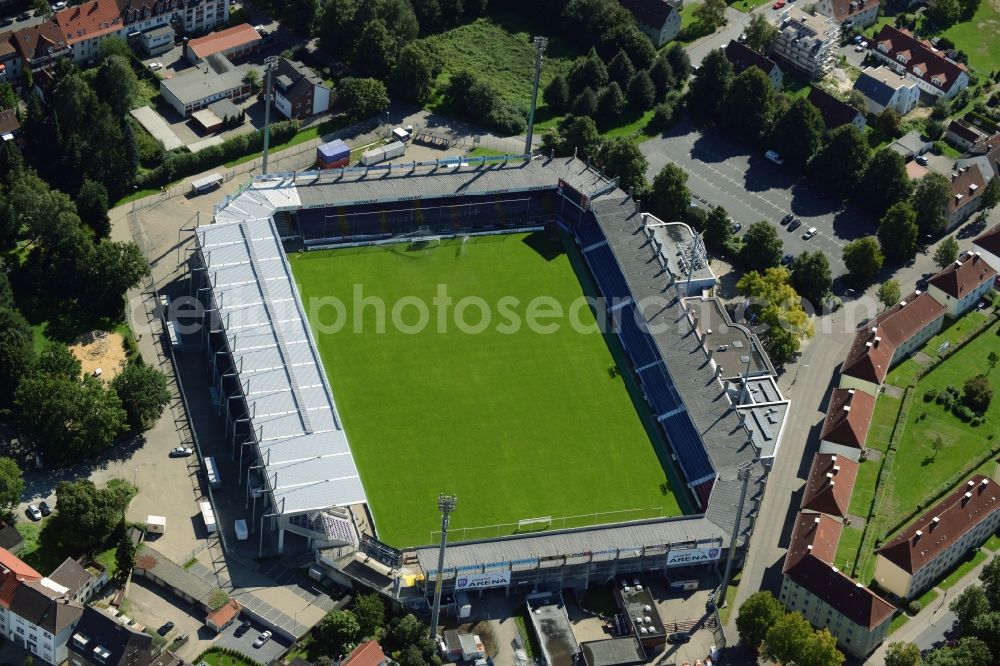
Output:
[454, 571, 512, 590]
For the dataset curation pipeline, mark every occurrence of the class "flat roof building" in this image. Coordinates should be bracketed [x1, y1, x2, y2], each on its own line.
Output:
[160, 53, 251, 117]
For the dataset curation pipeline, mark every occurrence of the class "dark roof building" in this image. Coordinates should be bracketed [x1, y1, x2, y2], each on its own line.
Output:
[783, 554, 895, 630]
[272, 58, 331, 120]
[820, 388, 876, 454]
[49, 559, 92, 599]
[871, 25, 969, 97]
[974, 222, 1000, 270]
[724, 40, 782, 89]
[618, 0, 681, 48]
[0, 522, 24, 553]
[8, 581, 84, 635]
[69, 605, 153, 666]
[800, 454, 859, 518]
[581, 637, 646, 666]
[807, 86, 866, 131]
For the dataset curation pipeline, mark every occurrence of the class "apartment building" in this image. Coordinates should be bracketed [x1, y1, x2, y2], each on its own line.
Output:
[724, 40, 782, 90]
[800, 453, 859, 519]
[770, 8, 839, 79]
[807, 86, 866, 133]
[618, 0, 681, 47]
[68, 606, 153, 666]
[870, 25, 969, 99]
[819, 388, 875, 462]
[974, 222, 1000, 273]
[853, 66, 919, 116]
[815, 0, 880, 28]
[926, 251, 997, 317]
[946, 164, 990, 229]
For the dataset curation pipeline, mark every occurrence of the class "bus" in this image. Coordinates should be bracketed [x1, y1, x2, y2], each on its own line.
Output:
[204, 456, 221, 489]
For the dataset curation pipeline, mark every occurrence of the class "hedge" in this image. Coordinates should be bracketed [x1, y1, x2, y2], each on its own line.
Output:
[136, 120, 300, 189]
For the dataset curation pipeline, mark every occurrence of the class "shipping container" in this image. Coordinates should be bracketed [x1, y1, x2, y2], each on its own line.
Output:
[362, 140, 405, 165]
[199, 501, 217, 533]
[191, 173, 223, 194]
[316, 139, 350, 169]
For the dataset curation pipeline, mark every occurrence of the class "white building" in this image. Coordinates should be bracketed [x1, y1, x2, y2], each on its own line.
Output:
[619, 0, 681, 47]
[853, 66, 919, 116]
[815, 0, 880, 28]
[770, 8, 840, 79]
[973, 222, 1000, 273]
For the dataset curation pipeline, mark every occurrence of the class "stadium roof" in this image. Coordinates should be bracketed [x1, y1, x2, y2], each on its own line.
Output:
[195, 217, 367, 515]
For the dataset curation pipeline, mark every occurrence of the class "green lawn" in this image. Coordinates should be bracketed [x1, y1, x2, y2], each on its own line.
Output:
[866, 393, 903, 453]
[940, 1, 1000, 73]
[923, 311, 990, 360]
[730, 0, 772, 12]
[835, 523, 865, 572]
[849, 459, 881, 518]
[986, 533, 1000, 551]
[680, 3, 702, 35]
[197, 649, 261, 666]
[289, 233, 682, 546]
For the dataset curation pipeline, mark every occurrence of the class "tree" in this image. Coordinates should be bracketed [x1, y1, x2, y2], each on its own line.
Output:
[77, 180, 111, 239]
[876, 107, 903, 138]
[94, 56, 139, 118]
[596, 137, 648, 193]
[982, 556, 1000, 616]
[843, 236, 884, 286]
[389, 42, 441, 105]
[0, 307, 34, 406]
[242, 68, 261, 92]
[722, 67, 775, 138]
[736, 591, 785, 652]
[877, 279, 902, 311]
[385, 614, 428, 651]
[354, 594, 386, 639]
[687, 49, 733, 118]
[884, 642, 922, 666]
[314, 610, 360, 656]
[665, 43, 692, 82]
[111, 361, 171, 431]
[97, 36, 132, 62]
[952, 584, 991, 628]
[543, 74, 570, 113]
[736, 268, 813, 363]
[558, 115, 602, 158]
[571, 87, 599, 117]
[929, 0, 962, 27]
[930, 435, 944, 461]
[85, 241, 150, 315]
[52, 479, 134, 549]
[878, 203, 920, 261]
[648, 56, 675, 99]
[935, 236, 960, 268]
[0, 83, 16, 112]
[285, 0, 320, 34]
[36, 343, 81, 381]
[762, 611, 814, 665]
[988, 351, 999, 374]
[627, 70, 656, 112]
[597, 81, 626, 121]
[913, 173, 952, 235]
[771, 98, 825, 169]
[704, 206, 733, 250]
[924, 636, 993, 666]
[963, 375, 993, 414]
[810, 125, 870, 194]
[692, 0, 727, 33]
[648, 163, 690, 222]
[0, 457, 24, 519]
[981, 175, 1000, 212]
[970, 611, 1000, 659]
[353, 19, 400, 78]
[338, 78, 390, 121]
[859, 149, 913, 217]
[799, 629, 844, 666]
[743, 13, 779, 53]
[607, 50, 635, 89]
[740, 221, 784, 273]
[790, 251, 832, 306]
[115, 529, 136, 581]
[569, 49, 609, 97]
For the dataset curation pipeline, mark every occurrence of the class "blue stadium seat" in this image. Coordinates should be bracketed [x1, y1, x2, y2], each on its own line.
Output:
[584, 246, 631, 301]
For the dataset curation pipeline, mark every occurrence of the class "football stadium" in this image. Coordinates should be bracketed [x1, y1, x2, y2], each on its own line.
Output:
[189, 153, 790, 604]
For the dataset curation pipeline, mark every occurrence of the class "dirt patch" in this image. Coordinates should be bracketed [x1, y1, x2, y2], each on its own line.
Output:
[70, 331, 128, 380]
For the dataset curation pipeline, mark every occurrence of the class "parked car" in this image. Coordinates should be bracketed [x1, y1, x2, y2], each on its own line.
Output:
[853, 34, 863, 44]
[170, 447, 194, 457]
[1, 17, 13, 25]
[253, 631, 272, 648]
[158, 622, 174, 636]
[765, 149, 784, 165]
[668, 632, 691, 644]
[787, 218, 802, 231]
[780, 213, 794, 225]
[915, 154, 929, 166]
[781, 253, 794, 265]
[16, 11, 32, 21]
[26, 504, 41, 521]
[854, 44, 865, 52]
[771, 0, 785, 8]
[730, 220, 742, 233]
[148, 62, 163, 71]
[51, 1, 67, 9]
[39, 501, 51, 516]
[861, 40, 868, 48]
[235, 619, 252, 637]
[802, 227, 818, 240]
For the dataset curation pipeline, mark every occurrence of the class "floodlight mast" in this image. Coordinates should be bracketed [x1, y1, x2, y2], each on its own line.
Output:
[429, 494, 457, 640]
[261, 55, 279, 174]
[524, 36, 548, 156]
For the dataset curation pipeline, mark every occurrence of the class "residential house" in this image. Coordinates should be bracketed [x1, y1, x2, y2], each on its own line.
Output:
[272, 58, 331, 120]
[183, 23, 260, 64]
[946, 163, 988, 228]
[4, 22, 71, 82]
[973, 222, 1000, 273]
[0, 32, 17, 83]
[343, 640, 392, 666]
[840, 291, 945, 394]
[807, 86, 866, 132]
[618, 0, 681, 48]
[140, 24, 174, 56]
[945, 119, 989, 152]
[819, 388, 875, 462]
[6, 581, 85, 664]
[68, 606, 153, 666]
[870, 25, 969, 99]
[926, 251, 996, 316]
[160, 53, 251, 117]
[49, 558, 107, 605]
[852, 66, 919, 115]
[815, 0, 880, 28]
[770, 8, 840, 79]
[0, 110, 19, 143]
[875, 474, 1000, 600]
[724, 40, 783, 90]
[0, 524, 23, 554]
[800, 453, 859, 518]
[204, 599, 240, 633]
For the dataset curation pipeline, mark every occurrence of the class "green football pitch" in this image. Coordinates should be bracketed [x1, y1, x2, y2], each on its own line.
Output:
[288, 231, 683, 547]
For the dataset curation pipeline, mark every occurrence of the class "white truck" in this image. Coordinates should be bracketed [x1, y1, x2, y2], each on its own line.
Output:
[361, 140, 406, 166]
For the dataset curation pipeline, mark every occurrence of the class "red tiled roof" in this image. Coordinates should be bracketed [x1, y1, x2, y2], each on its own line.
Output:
[187, 23, 261, 59]
[206, 599, 241, 628]
[55, 0, 123, 46]
[724, 40, 779, 77]
[826, 0, 879, 22]
[784, 555, 896, 630]
[11, 21, 68, 61]
[0, 109, 19, 136]
[877, 290, 946, 346]
[820, 388, 875, 450]
[0, 547, 43, 608]
[801, 453, 859, 518]
[619, 0, 676, 29]
[841, 325, 896, 385]
[784, 512, 843, 572]
[344, 641, 388, 666]
[872, 25, 965, 94]
[928, 251, 996, 299]
[877, 475, 1000, 574]
[946, 164, 987, 216]
[974, 222, 1000, 257]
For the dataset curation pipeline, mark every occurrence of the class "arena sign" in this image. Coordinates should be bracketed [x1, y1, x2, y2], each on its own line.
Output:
[666, 547, 722, 567]
[454, 571, 512, 589]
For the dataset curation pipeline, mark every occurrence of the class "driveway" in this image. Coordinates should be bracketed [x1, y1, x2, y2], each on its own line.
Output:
[641, 119, 873, 277]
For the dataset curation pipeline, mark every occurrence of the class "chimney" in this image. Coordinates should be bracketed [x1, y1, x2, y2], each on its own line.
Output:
[968, 480, 976, 487]
[847, 389, 855, 396]
[970, 183, 979, 193]
[964, 491, 973, 503]
[931, 516, 940, 529]
[914, 530, 923, 541]
[843, 405, 851, 413]
[833, 465, 841, 472]
[826, 472, 834, 479]
[900, 300, 907, 306]
[814, 516, 821, 525]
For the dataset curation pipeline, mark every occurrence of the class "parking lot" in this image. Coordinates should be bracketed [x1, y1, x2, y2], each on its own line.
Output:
[215, 613, 290, 665]
[641, 120, 874, 278]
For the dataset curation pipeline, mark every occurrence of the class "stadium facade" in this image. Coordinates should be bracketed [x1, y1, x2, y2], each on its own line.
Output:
[189, 154, 789, 606]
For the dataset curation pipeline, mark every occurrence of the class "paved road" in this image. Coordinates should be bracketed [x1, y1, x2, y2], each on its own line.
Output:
[640, 120, 873, 277]
[685, 6, 787, 67]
